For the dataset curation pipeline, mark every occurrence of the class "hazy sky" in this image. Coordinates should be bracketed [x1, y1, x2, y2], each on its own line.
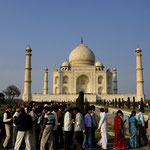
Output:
[0, 0, 150, 99]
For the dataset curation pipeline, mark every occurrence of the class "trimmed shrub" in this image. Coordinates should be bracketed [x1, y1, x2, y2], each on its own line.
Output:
[133, 97, 135, 109]
[115, 98, 117, 108]
[76, 91, 84, 114]
[118, 98, 121, 108]
[127, 97, 130, 109]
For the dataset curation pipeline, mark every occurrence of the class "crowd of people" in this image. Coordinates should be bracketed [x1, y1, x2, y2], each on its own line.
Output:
[0, 102, 150, 150]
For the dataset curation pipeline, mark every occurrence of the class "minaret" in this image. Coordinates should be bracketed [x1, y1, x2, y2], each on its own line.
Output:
[22, 46, 32, 101]
[113, 68, 118, 94]
[136, 48, 144, 101]
[43, 67, 48, 94]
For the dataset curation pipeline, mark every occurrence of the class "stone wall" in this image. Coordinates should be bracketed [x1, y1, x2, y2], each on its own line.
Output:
[32, 93, 97, 102]
[32, 93, 140, 102]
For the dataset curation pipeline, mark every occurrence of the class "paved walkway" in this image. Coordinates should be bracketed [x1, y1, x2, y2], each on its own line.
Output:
[0, 145, 149, 150]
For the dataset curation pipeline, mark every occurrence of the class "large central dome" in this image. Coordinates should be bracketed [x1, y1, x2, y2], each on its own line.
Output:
[69, 43, 95, 66]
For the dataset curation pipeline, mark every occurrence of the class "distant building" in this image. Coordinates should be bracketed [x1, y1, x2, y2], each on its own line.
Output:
[22, 39, 145, 102]
[53, 40, 113, 95]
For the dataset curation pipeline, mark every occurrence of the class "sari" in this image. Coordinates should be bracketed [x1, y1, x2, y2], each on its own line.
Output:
[148, 119, 150, 147]
[113, 115, 128, 150]
[129, 116, 137, 148]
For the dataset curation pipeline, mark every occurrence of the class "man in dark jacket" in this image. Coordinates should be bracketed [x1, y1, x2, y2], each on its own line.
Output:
[14, 108, 32, 150]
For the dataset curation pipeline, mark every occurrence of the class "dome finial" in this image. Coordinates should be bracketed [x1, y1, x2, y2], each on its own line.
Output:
[81, 37, 83, 44]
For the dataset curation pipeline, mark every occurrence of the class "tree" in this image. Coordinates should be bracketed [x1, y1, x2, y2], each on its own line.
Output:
[122, 99, 124, 108]
[104, 99, 106, 106]
[107, 101, 109, 106]
[112, 99, 114, 107]
[0, 93, 5, 103]
[115, 98, 117, 108]
[118, 98, 121, 108]
[3, 85, 21, 103]
[76, 91, 84, 114]
[127, 97, 130, 109]
[133, 97, 135, 109]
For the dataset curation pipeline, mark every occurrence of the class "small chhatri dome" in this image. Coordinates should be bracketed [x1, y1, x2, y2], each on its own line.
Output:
[95, 61, 103, 67]
[26, 45, 32, 51]
[136, 47, 142, 53]
[69, 40, 95, 66]
[62, 60, 70, 67]
[45, 67, 48, 71]
[113, 68, 117, 71]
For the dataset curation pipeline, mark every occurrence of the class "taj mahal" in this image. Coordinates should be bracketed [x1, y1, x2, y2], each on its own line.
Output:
[22, 39, 145, 102]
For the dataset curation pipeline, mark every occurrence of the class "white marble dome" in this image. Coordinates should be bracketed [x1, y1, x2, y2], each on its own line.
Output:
[69, 43, 95, 66]
[62, 60, 70, 67]
[95, 61, 103, 67]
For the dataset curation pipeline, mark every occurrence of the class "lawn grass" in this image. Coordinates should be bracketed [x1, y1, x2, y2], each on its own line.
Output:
[96, 104, 150, 114]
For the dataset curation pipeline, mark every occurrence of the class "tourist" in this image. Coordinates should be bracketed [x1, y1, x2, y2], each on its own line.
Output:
[90, 105, 97, 147]
[120, 111, 127, 135]
[137, 107, 148, 146]
[40, 106, 55, 150]
[147, 113, 150, 147]
[64, 107, 72, 150]
[57, 105, 64, 146]
[98, 108, 104, 122]
[113, 110, 128, 150]
[97, 108, 108, 149]
[3, 106, 13, 148]
[14, 108, 33, 150]
[12, 107, 20, 147]
[72, 107, 84, 150]
[38, 107, 46, 139]
[29, 107, 38, 150]
[129, 110, 137, 148]
[0, 111, 5, 143]
[37, 107, 46, 149]
[83, 107, 93, 150]
[52, 105, 58, 149]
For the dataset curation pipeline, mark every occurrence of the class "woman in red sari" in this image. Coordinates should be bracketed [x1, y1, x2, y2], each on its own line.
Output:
[113, 110, 128, 150]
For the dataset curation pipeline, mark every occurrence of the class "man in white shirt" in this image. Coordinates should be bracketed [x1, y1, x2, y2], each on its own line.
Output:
[72, 107, 84, 150]
[3, 106, 13, 148]
[97, 108, 108, 149]
[64, 107, 72, 150]
[98, 108, 104, 122]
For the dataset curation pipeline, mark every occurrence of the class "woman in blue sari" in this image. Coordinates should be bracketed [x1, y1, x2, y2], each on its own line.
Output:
[129, 110, 137, 148]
